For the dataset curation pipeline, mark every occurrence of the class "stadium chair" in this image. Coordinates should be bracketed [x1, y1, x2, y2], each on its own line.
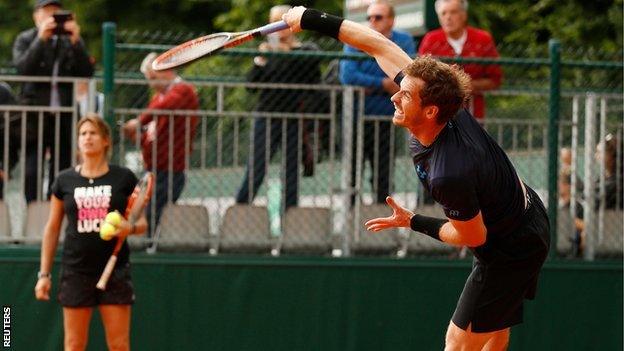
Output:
[23, 201, 67, 245]
[279, 207, 332, 256]
[407, 204, 453, 256]
[147, 204, 211, 252]
[0, 201, 10, 241]
[216, 205, 273, 254]
[352, 204, 404, 256]
[596, 209, 623, 257]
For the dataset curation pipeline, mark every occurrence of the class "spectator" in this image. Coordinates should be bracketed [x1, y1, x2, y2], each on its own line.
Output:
[568, 133, 623, 256]
[12, 0, 94, 202]
[122, 53, 199, 236]
[558, 167, 584, 257]
[418, 0, 502, 120]
[339, 0, 416, 204]
[235, 5, 323, 208]
[0, 82, 18, 200]
[594, 133, 623, 209]
[75, 80, 104, 118]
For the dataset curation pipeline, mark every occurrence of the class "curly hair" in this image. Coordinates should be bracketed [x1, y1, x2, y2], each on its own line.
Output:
[403, 55, 472, 124]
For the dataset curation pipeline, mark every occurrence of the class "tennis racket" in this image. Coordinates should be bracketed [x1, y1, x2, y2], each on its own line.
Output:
[96, 172, 154, 290]
[151, 20, 289, 71]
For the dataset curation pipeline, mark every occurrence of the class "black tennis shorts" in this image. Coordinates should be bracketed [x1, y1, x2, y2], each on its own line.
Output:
[58, 263, 135, 307]
[452, 187, 550, 333]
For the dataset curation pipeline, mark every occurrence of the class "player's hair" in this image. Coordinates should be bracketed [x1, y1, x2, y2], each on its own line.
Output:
[435, 0, 468, 14]
[76, 113, 112, 159]
[370, 0, 395, 18]
[403, 55, 472, 125]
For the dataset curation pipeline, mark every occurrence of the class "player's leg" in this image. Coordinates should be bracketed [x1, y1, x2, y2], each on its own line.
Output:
[99, 304, 131, 351]
[63, 307, 93, 351]
[482, 328, 510, 351]
[445, 321, 509, 351]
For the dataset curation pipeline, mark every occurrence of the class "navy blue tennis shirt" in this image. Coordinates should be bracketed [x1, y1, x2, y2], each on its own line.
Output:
[410, 109, 526, 238]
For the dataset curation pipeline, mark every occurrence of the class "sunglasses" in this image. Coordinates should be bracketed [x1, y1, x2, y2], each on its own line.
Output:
[366, 14, 386, 21]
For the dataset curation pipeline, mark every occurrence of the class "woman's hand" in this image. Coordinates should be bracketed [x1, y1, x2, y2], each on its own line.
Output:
[34, 277, 51, 301]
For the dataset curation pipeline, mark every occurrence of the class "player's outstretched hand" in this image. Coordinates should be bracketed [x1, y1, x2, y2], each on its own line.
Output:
[365, 196, 414, 232]
[282, 6, 306, 33]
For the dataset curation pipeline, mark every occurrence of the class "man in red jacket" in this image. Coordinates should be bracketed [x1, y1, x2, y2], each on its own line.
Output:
[419, 0, 502, 120]
[123, 52, 199, 236]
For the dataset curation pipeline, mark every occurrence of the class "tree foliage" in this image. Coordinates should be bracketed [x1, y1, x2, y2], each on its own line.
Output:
[0, 0, 621, 67]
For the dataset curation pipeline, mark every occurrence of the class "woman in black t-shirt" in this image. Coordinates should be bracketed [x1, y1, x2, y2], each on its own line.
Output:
[34, 114, 147, 351]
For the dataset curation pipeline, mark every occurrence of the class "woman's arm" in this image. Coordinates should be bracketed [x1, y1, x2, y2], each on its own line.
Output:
[35, 195, 64, 300]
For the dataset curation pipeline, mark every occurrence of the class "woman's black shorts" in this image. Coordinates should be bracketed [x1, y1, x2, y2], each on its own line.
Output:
[58, 264, 135, 307]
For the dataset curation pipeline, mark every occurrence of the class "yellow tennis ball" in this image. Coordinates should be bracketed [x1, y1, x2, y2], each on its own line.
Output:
[100, 222, 117, 241]
[105, 211, 123, 227]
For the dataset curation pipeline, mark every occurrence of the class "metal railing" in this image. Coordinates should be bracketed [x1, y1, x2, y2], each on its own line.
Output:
[0, 74, 621, 259]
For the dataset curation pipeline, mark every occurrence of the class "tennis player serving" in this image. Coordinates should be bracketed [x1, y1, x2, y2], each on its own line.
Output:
[283, 6, 549, 351]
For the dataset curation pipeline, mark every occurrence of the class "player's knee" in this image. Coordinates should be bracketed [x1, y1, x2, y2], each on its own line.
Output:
[106, 336, 130, 351]
[445, 322, 467, 350]
[65, 336, 88, 351]
[445, 322, 487, 351]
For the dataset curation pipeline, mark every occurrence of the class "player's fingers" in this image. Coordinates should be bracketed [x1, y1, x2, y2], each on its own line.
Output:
[367, 223, 391, 232]
[364, 216, 392, 227]
[365, 218, 395, 230]
[385, 196, 401, 211]
[35, 285, 50, 301]
[282, 6, 305, 33]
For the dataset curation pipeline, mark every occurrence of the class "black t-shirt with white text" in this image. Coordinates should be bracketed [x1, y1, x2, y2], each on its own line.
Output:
[51, 165, 138, 274]
[410, 109, 526, 239]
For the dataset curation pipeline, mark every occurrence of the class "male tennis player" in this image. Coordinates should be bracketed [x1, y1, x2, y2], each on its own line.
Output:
[283, 7, 550, 351]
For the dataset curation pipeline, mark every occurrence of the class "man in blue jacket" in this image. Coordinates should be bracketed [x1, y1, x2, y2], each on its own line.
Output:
[340, 0, 415, 204]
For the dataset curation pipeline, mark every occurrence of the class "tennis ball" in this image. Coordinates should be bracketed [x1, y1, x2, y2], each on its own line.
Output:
[100, 222, 117, 241]
[105, 211, 123, 227]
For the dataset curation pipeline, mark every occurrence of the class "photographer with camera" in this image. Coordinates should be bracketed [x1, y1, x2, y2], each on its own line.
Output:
[12, 0, 94, 203]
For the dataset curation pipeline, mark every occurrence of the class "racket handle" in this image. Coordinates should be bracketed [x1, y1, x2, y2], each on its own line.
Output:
[256, 20, 289, 36]
[96, 255, 117, 290]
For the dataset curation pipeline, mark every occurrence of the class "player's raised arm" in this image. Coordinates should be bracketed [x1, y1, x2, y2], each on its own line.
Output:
[282, 6, 412, 81]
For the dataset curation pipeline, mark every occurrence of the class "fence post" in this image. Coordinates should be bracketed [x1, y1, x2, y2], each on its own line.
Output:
[340, 86, 354, 257]
[583, 94, 598, 261]
[102, 22, 116, 126]
[547, 39, 561, 259]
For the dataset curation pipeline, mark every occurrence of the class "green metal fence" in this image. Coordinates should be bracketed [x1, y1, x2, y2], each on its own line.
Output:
[97, 23, 623, 259]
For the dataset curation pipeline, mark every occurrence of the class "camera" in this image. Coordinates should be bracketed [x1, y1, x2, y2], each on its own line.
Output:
[52, 10, 73, 36]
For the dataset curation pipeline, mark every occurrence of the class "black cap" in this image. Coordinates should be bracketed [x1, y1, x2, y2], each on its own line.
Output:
[34, 0, 63, 9]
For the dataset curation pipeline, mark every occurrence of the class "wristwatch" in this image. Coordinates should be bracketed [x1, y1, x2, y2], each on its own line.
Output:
[37, 271, 51, 279]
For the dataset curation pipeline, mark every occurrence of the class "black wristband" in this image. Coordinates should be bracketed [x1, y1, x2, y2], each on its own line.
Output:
[393, 70, 405, 85]
[410, 214, 447, 241]
[300, 9, 344, 39]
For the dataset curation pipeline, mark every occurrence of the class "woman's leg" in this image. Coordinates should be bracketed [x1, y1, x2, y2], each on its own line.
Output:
[63, 307, 93, 351]
[99, 304, 131, 351]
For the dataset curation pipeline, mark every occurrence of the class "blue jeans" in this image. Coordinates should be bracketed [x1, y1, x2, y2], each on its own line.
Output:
[147, 171, 186, 237]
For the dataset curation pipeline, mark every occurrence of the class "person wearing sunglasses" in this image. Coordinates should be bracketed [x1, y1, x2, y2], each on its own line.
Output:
[339, 0, 416, 205]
